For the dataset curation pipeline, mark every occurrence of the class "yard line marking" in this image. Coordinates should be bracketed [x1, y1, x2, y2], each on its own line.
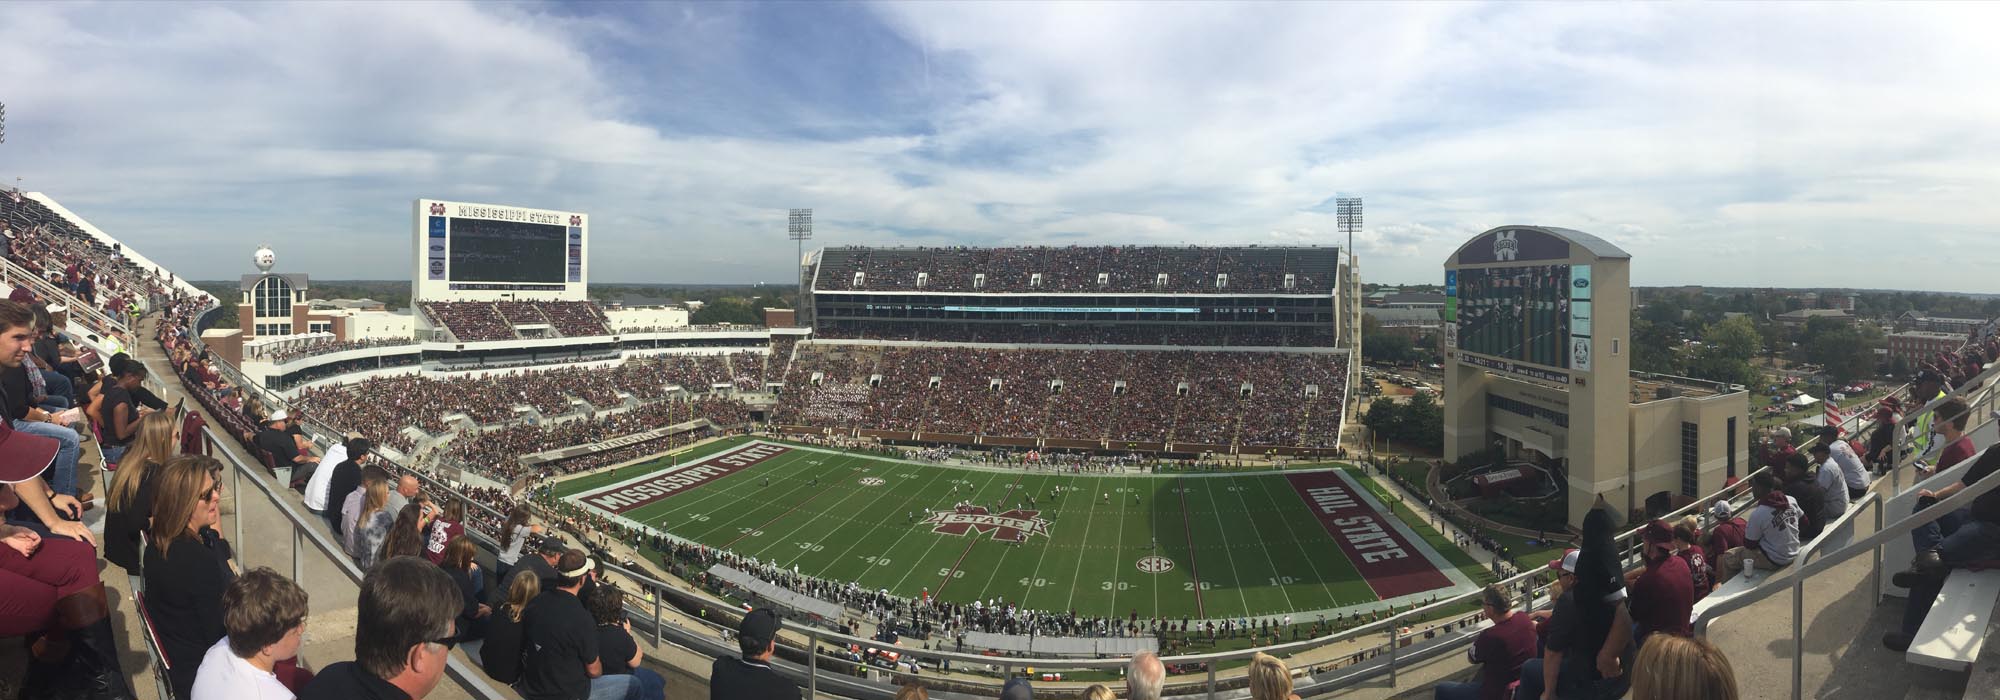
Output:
[1251, 476, 1343, 605]
[1016, 478, 1088, 608]
[720, 466, 845, 550]
[1062, 477, 1105, 612]
[1199, 479, 1255, 614]
[1224, 475, 1297, 612]
[809, 463, 956, 572]
[761, 456, 911, 567]
[934, 472, 1027, 596]
[1111, 479, 1128, 618]
[1177, 479, 1206, 618]
[651, 452, 843, 542]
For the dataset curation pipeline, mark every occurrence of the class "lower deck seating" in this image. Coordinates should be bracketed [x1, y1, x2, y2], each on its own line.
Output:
[1908, 568, 2000, 671]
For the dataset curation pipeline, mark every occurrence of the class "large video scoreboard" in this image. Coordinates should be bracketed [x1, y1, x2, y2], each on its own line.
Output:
[411, 199, 588, 301]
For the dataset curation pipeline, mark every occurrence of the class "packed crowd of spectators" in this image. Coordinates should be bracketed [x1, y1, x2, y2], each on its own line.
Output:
[438, 398, 746, 480]
[252, 337, 419, 363]
[815, 245, 1339, 294]
[423, 300, 615, 343]
[815, 321, 1338, 348]
[776, 344, 1349, 448]
[1, 191, 190, 330]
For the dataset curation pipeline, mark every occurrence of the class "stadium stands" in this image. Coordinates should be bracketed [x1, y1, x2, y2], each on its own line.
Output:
[421, 300, 615, 341]
[814, 245, 1338, 294]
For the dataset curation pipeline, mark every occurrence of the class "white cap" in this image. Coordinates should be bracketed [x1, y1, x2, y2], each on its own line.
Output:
[1709, 500, 1733, 521]
[1550, 549, 1580, 574]
[46, 304, 65, 313]
[269, 409, 289, 422]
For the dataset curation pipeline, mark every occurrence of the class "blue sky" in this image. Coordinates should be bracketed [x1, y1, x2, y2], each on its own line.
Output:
[2, 2, 1998, 291]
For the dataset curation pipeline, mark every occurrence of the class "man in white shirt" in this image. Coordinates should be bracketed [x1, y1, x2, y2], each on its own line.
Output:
[193, 568, 310, 700]
[1807, 442, 1851, 522]
[301, 437, 348, 518]
[1818, 426, 1870, 499]
[1717, 472, 1804, 581]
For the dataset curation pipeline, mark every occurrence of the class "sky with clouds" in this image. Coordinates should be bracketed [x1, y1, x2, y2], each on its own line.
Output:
[3, 2, 1997, 291]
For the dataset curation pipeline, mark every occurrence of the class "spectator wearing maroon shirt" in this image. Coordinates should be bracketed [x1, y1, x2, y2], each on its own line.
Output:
[423, 499, 465, 566]
[1626, 521, 1694, 642]
[1925, 397, 1976, 478]
[1433, 585, 1536, 700]
[1703, 501, 1746, 567]
[1672, 518, 1713, 597]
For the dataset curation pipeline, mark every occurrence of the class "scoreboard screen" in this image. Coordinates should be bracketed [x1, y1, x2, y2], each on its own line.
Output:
[1452, 264, 1572, 369]
[448, 218, 567, 284]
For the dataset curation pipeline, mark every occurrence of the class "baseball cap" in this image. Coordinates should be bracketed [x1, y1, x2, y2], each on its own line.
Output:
[738, 608, 780, 650]
[269, 409, 289, 422]
[1000, 677, 1035, 700]
[1917, 369, 1946, 385]
[1548, 549, 1580, 574]
[1640, 520, 1673, 545]
[1708, 500, 1734, 521]
[0, 419, 61, 484]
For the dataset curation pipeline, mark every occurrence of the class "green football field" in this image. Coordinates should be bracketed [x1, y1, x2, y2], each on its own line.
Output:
[554, 438, 1475, 622]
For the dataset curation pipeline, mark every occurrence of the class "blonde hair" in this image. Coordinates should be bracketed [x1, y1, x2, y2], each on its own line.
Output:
[1631, 634, 1737, 700]
[893, 684, 930, 700]
[356, 477, 390, 527]
[502, 567, 542, 624]
[149, 455, 223, 557]
[1080, 684, 1114, 700]
[108, 410, 180, 511]
[1247, 652, 1293, 700]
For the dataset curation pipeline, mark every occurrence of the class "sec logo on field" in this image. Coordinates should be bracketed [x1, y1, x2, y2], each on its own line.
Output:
[1136, 556, 1175, 574]
[859, 477, 886, 487]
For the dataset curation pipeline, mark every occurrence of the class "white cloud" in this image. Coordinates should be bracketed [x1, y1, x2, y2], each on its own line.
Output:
[0, 1, 1996, 293]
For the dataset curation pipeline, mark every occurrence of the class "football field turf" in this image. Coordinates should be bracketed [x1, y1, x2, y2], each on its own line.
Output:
[556, 438, 1475, 622]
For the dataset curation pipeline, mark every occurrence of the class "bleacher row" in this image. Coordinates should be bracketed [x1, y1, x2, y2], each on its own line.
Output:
[774, 344, 1348, 448]
[0, 190, 181, 328]
[421, 300, 612, 341]
[814, 244, 1340, 294]
[813, 321, 1340, 348]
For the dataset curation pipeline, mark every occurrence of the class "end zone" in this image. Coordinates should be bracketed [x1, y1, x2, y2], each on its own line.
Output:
[569, 441, 791, 515]
[1285, 470, 1455, 599]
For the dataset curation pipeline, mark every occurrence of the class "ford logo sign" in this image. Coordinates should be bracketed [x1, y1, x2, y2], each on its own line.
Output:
[1573, 278, 1589, 288]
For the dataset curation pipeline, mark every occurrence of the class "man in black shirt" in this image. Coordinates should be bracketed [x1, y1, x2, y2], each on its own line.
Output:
[298, 556, 462, 700]
[1887, 446, 2000, 651]
[518, 549, 637, 700]
[254, 410, 317, 471]
[506, 538, 568, 594]
[98, 361, 147, 464]
[710, 608, 800, 700]
[323, 437, 372, 536]
[0, 301, 82, 501]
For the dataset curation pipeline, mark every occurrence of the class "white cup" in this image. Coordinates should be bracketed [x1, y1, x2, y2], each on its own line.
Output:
[1743, 558, 1758, 579]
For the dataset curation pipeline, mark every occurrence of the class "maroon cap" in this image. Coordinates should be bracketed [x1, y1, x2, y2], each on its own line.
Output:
[1641, 519, 1674, 545]
[0, 419, 61, 484]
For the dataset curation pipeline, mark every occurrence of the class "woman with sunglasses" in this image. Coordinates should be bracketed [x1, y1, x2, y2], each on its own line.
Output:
[145, 454, 237, 700]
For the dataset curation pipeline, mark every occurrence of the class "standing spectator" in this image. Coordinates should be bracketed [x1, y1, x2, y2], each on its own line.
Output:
[1716, 473, 1803, 582]
[588, 586, 666, 700]
[1626, 521, 1694, 642]
[424, 499, 466, 566]
[192, 567, 309, 700]
[1126, 651, 1164, 700]
[710, 608, 800, 700]
[302, 434, 357, 533]
[1886, 446, 2000, 651]
[1628, 634, 1738, 700]
[297, 557, 463, 700]
[518, 549, 637, 700]
[1518, 500, 1635, 700]
[1247, 652, 1300, 700]
[101, 410, 179, 586]
[481, 567, 541, 684]
[439, 536, 492, 644]
[145, 455, 236, 700]
[495, 505, 542, 585]
[1433, 585, 1535, 700]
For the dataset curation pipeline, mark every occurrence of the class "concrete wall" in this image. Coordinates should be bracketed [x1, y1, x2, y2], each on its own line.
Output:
[607, 306, 689, 331]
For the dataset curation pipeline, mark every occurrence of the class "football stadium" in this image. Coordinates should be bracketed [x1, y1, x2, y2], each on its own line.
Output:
[7, 7, 2000, 700]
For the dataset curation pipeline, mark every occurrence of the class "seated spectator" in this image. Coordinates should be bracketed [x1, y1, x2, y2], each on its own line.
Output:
[0, 511, 132, 700]
[1127, 651, 1163, 700]
[1715, 473, 1803, 582]
[1000, 678, 1032, 700]
[102, 410, 179, 586]
[345, 468, 394, 571]
[255, 410, 317, 470]
[377, 502, 430, 564]
[95, 361, 149, 465]
[193, 567, 310, 700]
[296, 557, 462, 700]
[2, 301, 84, 501]
[1433, 585, 1535, 700]
[588, 586, 666, 700]
[1703, 501, 1746, 571]
[1778, 455, 1828, 543]
[1886, 445, 2000, 651]
[1805, 442, 1852, 522]
[1628, 634, 1738, 700]
[424, 498, 467, 566]
[505, 537, 566, 594]
[439, 536, 491, 644]
[709, 608, 800, 700]
[145, 455, 236, 700]
[1078, 685, 1110, 700]
[1672, 517, 1713, 597]
[1626, 521, 1694, 643]
[1919, 397, 1975, 477]
[1818, 425, 1870, 499]
[1247, 652, 1300, 700]
[481, 566, 541, 684]
[318, 437, 370, 536]
[519, 549, 638, 700]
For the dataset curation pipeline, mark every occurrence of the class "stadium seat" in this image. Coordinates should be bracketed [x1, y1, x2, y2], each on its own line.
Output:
[1907, 567, 2000, 671]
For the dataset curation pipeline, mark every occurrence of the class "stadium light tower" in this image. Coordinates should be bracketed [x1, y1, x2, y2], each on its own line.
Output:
[788, 208, 813, 275]
[1334, 197, 1361, 264]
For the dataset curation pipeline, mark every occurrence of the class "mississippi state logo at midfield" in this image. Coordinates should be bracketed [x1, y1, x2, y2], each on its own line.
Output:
[922, 505, 1051, 542]
[1135, 556, 1175, 574]
[859, 476, 887, 487]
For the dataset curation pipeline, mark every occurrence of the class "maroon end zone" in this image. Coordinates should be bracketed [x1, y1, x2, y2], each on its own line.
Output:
[574, 442, 791, 515]
[1285, 471, 1452, 599]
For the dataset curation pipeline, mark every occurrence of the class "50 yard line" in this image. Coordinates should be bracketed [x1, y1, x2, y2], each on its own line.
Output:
[1176, 479, 1206, 618]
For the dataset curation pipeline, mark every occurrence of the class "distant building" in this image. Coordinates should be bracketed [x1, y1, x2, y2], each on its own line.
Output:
[1918, 316, 1985, 335]
[1775, 308, 1855, 327]
[1822, 293, 1855, 311]
[1887, 331, 1965, 368]
[1363, 307, 1442, 341]
[1379, 292, 1448, 309]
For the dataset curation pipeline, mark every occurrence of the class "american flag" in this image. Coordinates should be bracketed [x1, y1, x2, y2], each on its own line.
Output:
[1826, 401, 1845, 437]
